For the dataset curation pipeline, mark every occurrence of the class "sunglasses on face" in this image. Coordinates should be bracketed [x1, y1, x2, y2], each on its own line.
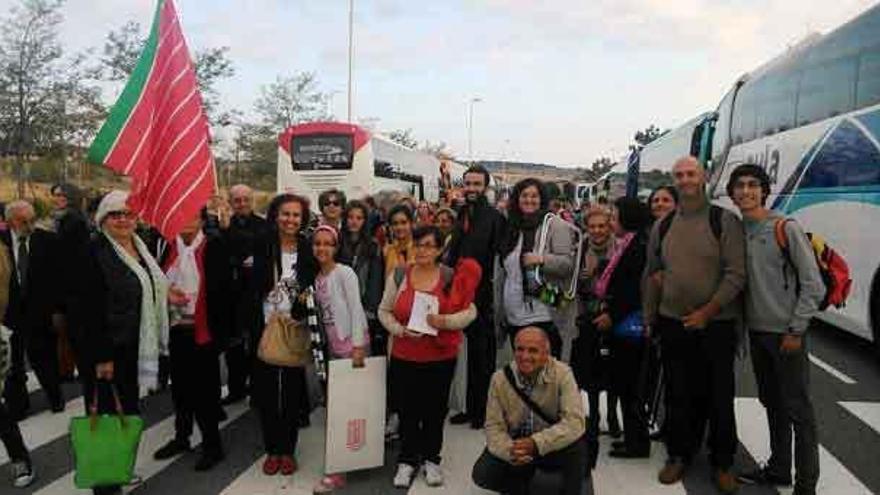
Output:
[324, 200, 341, 207]
[107, 211, 136, 220]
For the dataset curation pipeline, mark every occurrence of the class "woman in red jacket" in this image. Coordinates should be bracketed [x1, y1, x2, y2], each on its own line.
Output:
[378, 225, 481, 489]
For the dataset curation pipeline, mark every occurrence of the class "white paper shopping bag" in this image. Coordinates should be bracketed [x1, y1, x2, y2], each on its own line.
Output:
[325, 356, 387, 474]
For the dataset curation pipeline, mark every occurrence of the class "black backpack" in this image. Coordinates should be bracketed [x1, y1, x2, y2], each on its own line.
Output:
[655, 204, 724, 260]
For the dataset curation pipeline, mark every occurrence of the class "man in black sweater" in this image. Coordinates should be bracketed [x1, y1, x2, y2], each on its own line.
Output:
[448, 166, 508, 429]
[221, 185, 268, 405]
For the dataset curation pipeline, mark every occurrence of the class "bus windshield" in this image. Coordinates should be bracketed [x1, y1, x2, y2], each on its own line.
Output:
[291, 134, 354, 171]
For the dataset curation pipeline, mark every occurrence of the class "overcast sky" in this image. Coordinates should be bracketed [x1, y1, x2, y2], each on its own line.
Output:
[4, 0, 877, 166]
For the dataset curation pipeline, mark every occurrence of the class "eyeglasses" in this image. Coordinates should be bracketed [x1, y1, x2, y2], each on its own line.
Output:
[107, 211, 136, 220]
[415, 242, 439, 250]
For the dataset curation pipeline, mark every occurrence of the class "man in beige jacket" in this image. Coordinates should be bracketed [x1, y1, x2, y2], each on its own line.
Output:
[472, 326, 587, 495]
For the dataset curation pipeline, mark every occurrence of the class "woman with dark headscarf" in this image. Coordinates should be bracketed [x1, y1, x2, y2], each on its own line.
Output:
[496, 178, 574, 358]
[647, 186, 678, 224]
[593, 197, 652, 459]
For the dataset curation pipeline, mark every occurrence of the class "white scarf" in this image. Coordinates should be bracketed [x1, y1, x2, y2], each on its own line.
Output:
[167, 231, 204, 317]
[102, 230, 170, 390]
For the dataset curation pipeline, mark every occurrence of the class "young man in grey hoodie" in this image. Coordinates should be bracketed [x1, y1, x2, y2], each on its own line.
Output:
[728, 164, 823, 495]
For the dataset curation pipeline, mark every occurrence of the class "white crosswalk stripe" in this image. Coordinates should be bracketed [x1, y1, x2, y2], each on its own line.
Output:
[8, 380, 880, 494]
[735, 397, 872, 495]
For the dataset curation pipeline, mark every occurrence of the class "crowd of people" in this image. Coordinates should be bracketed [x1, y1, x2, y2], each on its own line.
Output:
[0, 156, 823, 495]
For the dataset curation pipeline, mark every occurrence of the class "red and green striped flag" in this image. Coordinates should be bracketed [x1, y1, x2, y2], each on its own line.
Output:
[88, 0, 215, 239]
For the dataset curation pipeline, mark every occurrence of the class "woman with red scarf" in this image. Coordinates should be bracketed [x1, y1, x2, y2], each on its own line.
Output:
[379, 225, 481, 489]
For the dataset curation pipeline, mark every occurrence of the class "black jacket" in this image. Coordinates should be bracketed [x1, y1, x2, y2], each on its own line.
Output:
[447, 197, 508, 312]
[249, 231, 318, 341]
[1, 228, 61, 335]
[605, 231, 648, 327]
[79, 234, 148, 364]
[336, 233, 384, 315]
[54, 208, 91, 315]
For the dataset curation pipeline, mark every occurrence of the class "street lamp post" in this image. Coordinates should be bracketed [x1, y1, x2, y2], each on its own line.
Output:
[347, 0, 354, 123]
[467, 97, 482, 164]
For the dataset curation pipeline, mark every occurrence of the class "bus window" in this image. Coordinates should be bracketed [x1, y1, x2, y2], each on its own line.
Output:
[754, 71, 797, 136]
[857, 49, 880, 108]
[795, 57, 857, 126]
[731, 84, 756, 144]
[799, 120, 880, 188]
[292, 134, 353, 171]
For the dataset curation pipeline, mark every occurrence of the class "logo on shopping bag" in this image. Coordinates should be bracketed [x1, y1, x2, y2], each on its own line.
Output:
[347, 418, 366, 451]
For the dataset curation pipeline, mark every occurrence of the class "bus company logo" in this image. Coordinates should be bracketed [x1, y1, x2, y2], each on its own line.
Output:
[347, 418, 366, 451]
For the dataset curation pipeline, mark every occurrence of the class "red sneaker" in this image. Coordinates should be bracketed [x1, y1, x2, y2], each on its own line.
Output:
[262, 455, 281, 475]
[280, 455, 298, 476]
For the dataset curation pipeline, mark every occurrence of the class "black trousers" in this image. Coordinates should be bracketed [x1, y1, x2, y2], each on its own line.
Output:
[750, 331, 819, 493]
[392, 358, 456, 466]
[3, 327, 63, 416]
[611, 336, 649, 452]
[252, 360, 305, 455]
[169, 326, 222, 452]
[0, 398, 28, 464]
[472, 437, 589, 495]
[466, 312, 496, 426]
[659, 315, 737, 468]
[81, 346, 140, 495]
[223, 341, 249, 398]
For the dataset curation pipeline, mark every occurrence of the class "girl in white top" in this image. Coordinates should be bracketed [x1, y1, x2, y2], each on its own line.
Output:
[311, 225, 368, 493]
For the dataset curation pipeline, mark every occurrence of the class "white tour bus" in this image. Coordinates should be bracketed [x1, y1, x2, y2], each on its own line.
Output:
[277, 121, 453, 208]
[699, 4, 880, 343]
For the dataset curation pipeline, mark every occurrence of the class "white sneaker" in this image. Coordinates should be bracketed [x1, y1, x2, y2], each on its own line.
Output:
[392, 463, 415, 488]
[424, 461, 444, 487]
[11, 461, 35, 488]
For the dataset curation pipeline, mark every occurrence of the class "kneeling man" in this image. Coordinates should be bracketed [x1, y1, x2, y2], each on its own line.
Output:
[472, 326, 587, 495]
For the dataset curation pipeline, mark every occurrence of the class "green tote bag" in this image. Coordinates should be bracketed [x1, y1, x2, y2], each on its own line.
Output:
[70, 383, 144, 489]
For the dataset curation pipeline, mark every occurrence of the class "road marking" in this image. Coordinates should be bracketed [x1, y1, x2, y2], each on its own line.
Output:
[839, 402, 880, 436]
[809, 353, 857, 385]
[33, 399, 249, 495]
[736, 397, 871, 494]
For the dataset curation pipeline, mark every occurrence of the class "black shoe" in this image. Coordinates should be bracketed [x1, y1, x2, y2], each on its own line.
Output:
[649, 429, 665, 442]
[607, 417, 622, 438]
[737, 465, 792, 486]
[612, 440, 625, 450]
[217, 407, 228, 422]
[609, 447, 650, 459]
[469, 419, 484, 430]
[449, 413, 470, 425]
[194, 449, 225, 471]
[220, 393, 246, 406]
[51, 401, 65, 413]
[153, 439, 191, 460]
[298, 414, 311, 428]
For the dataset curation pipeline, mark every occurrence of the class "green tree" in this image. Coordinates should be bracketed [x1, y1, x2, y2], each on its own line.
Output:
[630, 124, 669, 152]
[253, 72, 327, 130]
[0, 0, 103, 197]
[388, 128, 418, 149]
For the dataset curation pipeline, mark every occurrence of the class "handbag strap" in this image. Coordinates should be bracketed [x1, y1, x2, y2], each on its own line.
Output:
[90, 381, 127, 431]
[503, 366, 557, 425]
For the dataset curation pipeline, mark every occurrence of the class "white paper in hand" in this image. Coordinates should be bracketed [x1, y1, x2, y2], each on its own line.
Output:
[407, 291, 440, 336]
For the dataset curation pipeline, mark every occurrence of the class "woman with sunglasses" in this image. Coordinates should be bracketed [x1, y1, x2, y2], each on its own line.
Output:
[249, 193, 318, 478]
[379, 226, 480, 489]
[78, 191, 170, 495]
[311, 225, 369, 493]
[383, 204, 416, 277]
